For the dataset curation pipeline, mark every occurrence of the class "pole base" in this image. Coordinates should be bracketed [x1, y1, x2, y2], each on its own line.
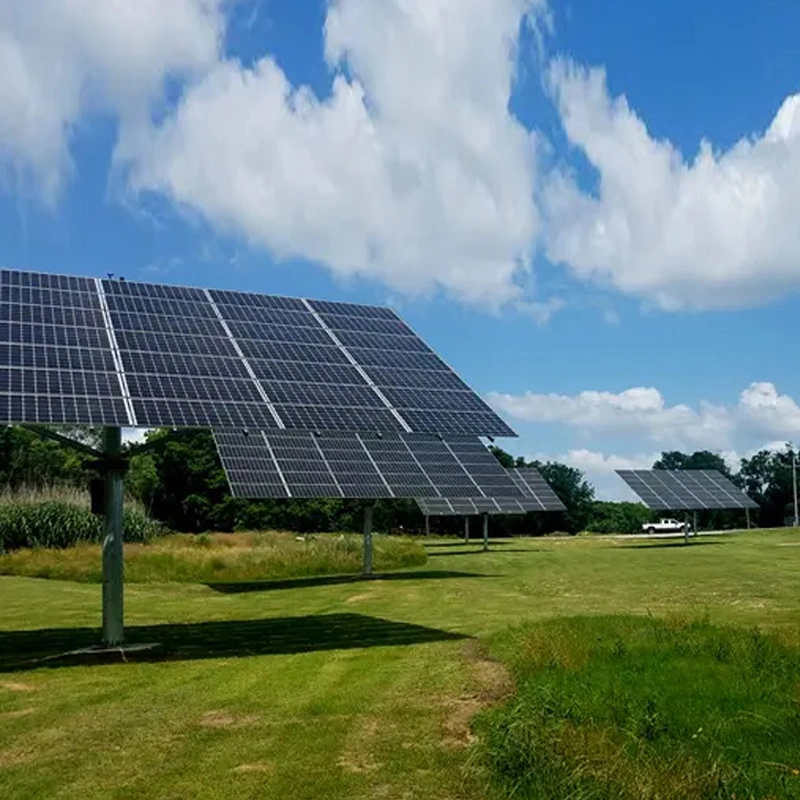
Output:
[40, 642, 161, 666]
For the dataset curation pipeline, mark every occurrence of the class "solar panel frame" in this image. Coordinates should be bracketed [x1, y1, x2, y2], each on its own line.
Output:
[616, 469, 758, 510]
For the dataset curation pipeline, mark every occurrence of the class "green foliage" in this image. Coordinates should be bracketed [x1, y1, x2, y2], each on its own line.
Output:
[586, 500, 652, 533]
[0, 496, 163, 553]
[654, 450, 734, 476]
[740, 444, 797, 527]
[475, 616, 800, 799]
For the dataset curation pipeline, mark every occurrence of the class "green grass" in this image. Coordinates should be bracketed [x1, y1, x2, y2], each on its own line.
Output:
[0, 531, 427, 583]
[1, 530, 799, 799]
[474, 616, 800, 798]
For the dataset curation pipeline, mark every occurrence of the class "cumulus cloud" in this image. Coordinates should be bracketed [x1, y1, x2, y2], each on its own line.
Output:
[0, 0, 225, 202]
[120, 0, 546, 306]
[489, 385, 733, 450]
[543, 59, 800, 311]
[490, 381, 800, 456]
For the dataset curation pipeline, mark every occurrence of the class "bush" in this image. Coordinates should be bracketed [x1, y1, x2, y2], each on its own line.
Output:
[0, 498, 164, 552]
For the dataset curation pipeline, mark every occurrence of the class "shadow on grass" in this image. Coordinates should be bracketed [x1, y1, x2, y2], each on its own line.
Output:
[0, 613, 469, 672]
[424, 540, 519, 548]
[618, 540, 725, 550]
[206, 569, 494, 594]
[427, 548, 536, 557]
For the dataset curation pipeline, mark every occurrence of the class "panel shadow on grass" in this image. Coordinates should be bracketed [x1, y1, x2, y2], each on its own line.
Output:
[0, 613, 469, 673]
[206, 570, 495, 594]
[427, 548, 534, 557]
[617, 540, 725, 550]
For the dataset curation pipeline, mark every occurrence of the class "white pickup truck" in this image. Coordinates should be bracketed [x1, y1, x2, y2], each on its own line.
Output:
[642, 518, 691, 535]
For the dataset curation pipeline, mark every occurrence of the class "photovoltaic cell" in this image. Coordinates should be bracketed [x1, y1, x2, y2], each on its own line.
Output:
[616, 469, 758, 511]
[0, 269, 516, 437]
[213, 431, 524, 500]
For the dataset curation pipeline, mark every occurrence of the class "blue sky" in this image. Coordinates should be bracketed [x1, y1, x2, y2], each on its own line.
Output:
[2, 0, 800, 498]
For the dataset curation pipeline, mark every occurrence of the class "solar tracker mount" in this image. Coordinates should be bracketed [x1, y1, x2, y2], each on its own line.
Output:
[1, 267, 519, 648]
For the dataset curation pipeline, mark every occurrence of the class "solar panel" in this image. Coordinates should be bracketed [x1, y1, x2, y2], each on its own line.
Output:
[0, 269, 515, 437]
[415, 497, 541, 516]
[415, 466, 566, 516]
[616, 469, 758, 511]
[213, 431, 526, 500]
[508, 467, 567, 511]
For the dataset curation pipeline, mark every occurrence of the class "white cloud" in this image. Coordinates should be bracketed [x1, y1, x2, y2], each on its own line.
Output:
[516, 296, 565, 325]
[490, 381, 800, 456]
[489, 385, 733, 450]
[0, 0, 225, 203]
[543, 59, 800, 311]
[119, 0, 545, 306]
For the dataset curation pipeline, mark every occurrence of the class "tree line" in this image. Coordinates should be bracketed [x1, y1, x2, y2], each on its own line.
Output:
[0, 426, 795, 534]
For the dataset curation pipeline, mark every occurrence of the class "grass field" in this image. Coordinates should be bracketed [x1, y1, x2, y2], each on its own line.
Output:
[1, 530, 799, 798]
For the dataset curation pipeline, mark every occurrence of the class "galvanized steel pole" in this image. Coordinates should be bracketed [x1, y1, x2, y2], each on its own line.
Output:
[464, 516, 470, 543]
[793, 449, 799, 528]
[102, 426, 125, 646]
[482, 513, 489, 552]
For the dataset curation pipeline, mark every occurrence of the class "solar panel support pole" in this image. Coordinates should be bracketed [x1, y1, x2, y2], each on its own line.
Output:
[793, 449, 799, 528]
[425, 515, 430, 536]
[102, 427, 125, 646]
[482, 513, 489, 552]
[693, 511, 698, 538]
[362, 503, 375, 577]
[464, 516, 470, 543]
[683, 513, 689, 545]
[746, 507, 751, 530]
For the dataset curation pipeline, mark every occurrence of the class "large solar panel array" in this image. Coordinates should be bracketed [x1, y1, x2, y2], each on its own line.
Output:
[415, 467, 567, 516]
[213, 430, 527, 500]
[616, 469, 758, 511]
[0, 269, 515, 436]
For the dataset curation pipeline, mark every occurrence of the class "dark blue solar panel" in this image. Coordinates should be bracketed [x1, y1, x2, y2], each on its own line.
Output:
[1, 269, 517, 436]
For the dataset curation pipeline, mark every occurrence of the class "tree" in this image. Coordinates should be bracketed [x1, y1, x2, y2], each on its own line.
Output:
[740, 444, 796, 528]
[535, 461, 595, 534]
[653, 450, 734, 478]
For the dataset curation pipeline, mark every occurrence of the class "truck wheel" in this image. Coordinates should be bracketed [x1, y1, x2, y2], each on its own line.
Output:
[646, 527, 656, 535]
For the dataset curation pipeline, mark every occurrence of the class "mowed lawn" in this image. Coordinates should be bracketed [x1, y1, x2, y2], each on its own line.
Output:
[1, 530, 799, 799]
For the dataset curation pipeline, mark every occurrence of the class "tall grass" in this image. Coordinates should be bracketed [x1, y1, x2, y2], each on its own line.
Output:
[0, 486, 164, 552]
[0, 531, 427, 583]
[472, 616, 800, 800]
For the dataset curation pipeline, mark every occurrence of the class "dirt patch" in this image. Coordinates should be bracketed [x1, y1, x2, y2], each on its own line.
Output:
[441, 641, 515, 749]
[232, 762, 275, 774]
[338, 716, 383, 773]
[197, 710, 260, 729]
[0, 682, 36, 693]
[0, 707, 36, 720]
[345, 592, 373, 604]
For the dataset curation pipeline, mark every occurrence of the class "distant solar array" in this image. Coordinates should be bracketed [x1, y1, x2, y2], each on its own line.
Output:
[616, 469, 758, 511]
[415, 467, 566, 516]
[214, 430, 525, 500]
[0, 269, 515, 436]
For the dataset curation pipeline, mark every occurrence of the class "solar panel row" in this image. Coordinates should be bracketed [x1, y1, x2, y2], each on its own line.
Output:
[213, 431, 525, 500]
[0, 269, 515, 437]
[415, 497, 550, 516]
[616, 469, 758, 511]
[415, 467, 567, 516]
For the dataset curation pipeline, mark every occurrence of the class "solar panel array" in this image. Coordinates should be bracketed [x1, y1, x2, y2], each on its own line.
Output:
[616, 469, 758, 511]
[415, 467, 567, 516]
[213, 431, 527, 500]
[0, 269, 515, 436]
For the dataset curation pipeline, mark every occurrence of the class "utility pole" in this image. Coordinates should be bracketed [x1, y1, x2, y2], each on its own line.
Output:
[793, 447, 799, 529]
